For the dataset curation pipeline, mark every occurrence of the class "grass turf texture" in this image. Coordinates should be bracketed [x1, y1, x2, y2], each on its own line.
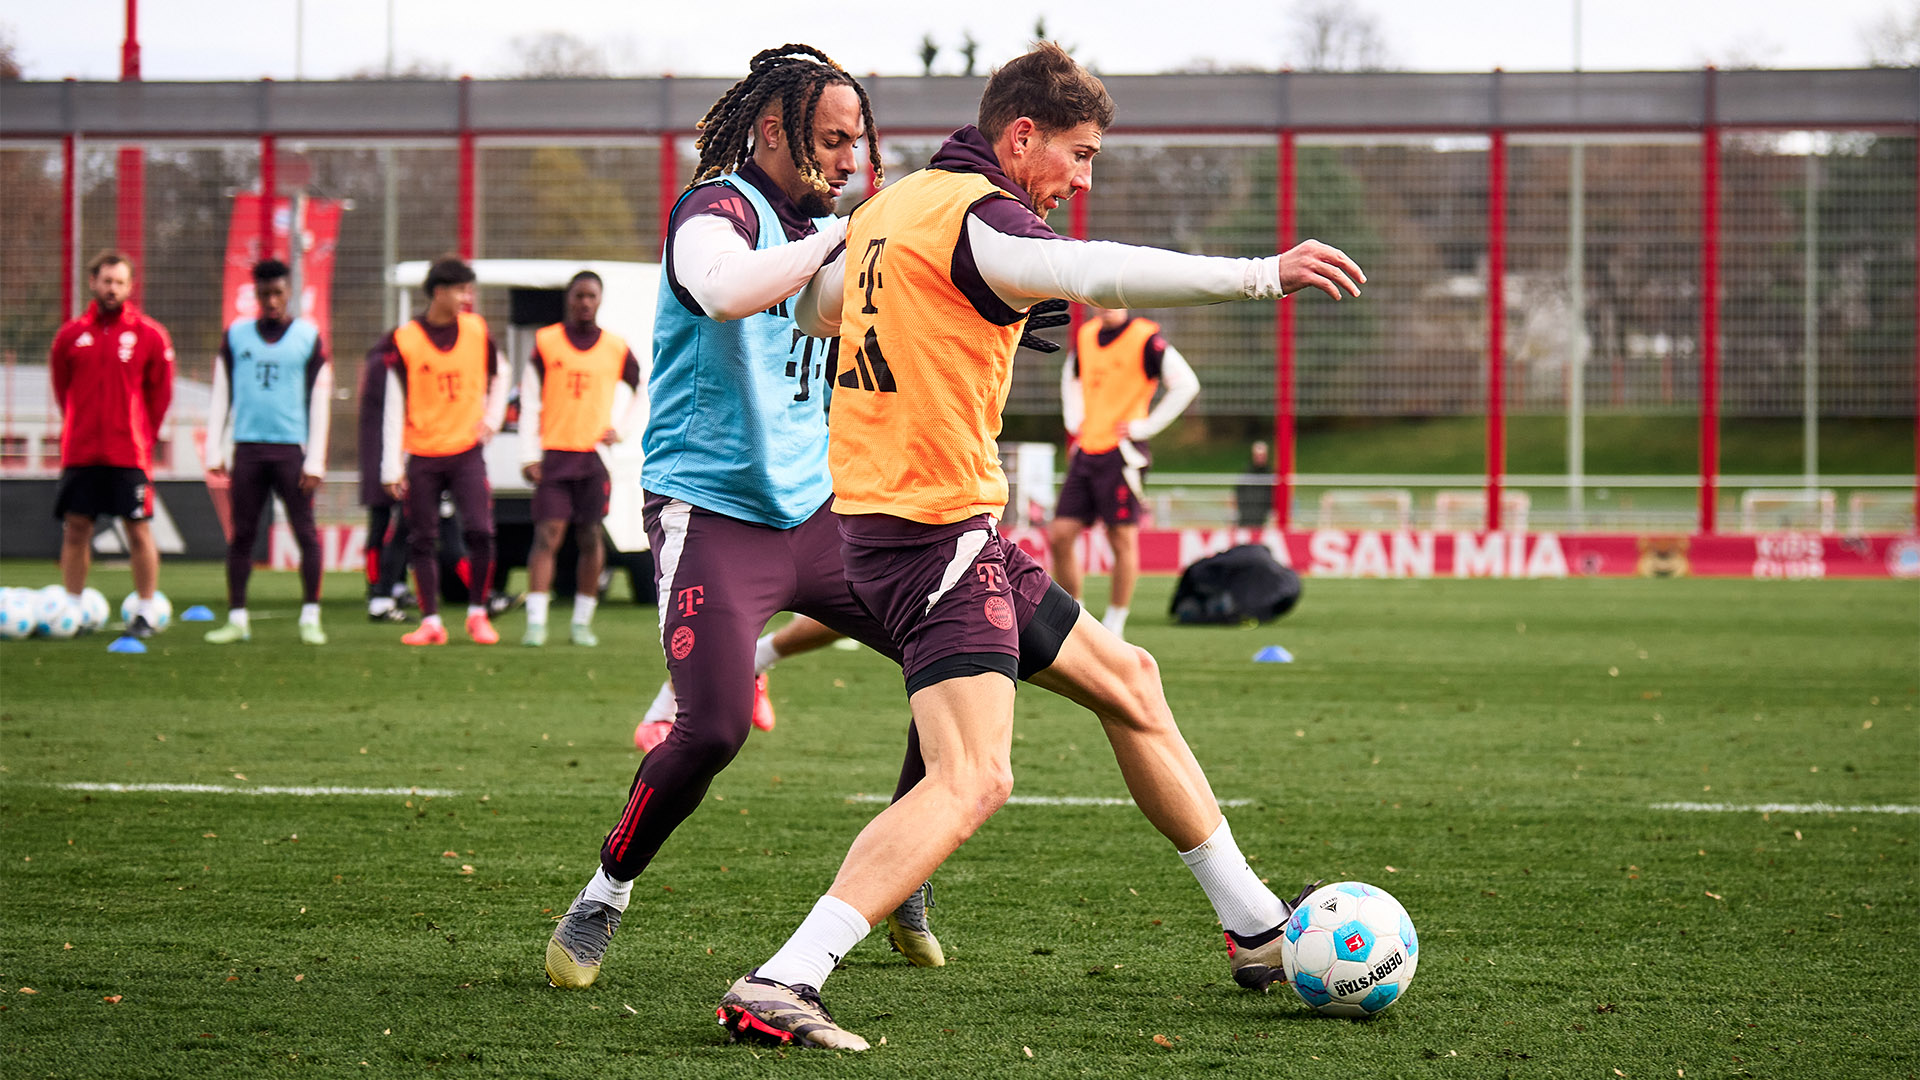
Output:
[0, 559, 1914, 1078]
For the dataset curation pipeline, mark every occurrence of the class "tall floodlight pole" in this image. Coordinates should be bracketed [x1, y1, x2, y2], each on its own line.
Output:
[295, 0, 305, 79]
[117, 0, 145, 306]
[1802, 147, 1819, 488]
[1566, 0, 1588, 526]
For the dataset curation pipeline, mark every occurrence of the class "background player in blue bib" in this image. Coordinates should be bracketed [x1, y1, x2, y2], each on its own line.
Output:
[202, 259, 333, 645]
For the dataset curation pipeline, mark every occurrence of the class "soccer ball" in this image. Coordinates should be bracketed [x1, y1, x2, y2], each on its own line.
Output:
[1280, 881, 1418, 1018]
[0, 589, 35, 640]
[34, 586, 81, 639]
[120, 590, 173, 633]
[78, 587, 110, 633]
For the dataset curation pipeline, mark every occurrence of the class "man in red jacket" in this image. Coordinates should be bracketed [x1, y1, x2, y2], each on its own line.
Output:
[48, 252, 176, 637]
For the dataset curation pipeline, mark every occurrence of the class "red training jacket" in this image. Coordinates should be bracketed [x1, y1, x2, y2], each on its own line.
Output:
[49, 302, 176, 472]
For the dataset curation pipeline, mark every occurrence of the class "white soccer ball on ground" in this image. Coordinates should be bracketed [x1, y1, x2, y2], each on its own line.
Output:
[78, 587, 110, 633]
[0, 589, 36, 640]
[34, 585, 81, 639]
[120, 590, 172, 633]
[1279, 881, 1419, 1018]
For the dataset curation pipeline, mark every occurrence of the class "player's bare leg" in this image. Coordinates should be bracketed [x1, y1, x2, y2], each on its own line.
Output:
[127, 520, 159, 600]
[60, 513, 92, 596]
[569, 521, 605, 646]
[1029, 608, 1299, 988]
[1047, 516, 1085, 599]
[1102, 522, 1140, 637]
[522, 519, 567, 646]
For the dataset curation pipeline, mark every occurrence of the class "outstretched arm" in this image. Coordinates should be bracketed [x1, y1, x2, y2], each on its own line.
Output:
[674, 214, 849, 323]
[965, 211, 1364, 313]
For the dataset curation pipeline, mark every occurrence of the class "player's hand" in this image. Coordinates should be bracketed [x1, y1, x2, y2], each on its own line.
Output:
[299, 472, 322, 494]
[1279, 239, 1365, 300]
[205, 466, 227, 481]
[521, 462, 542, 485]
[599, 428, 620, 446]
[1018, 298, 1071, 353]
[475, 422, 495, 445]
[385, 479, 406, 500]
[1114, 421, 1135, 442]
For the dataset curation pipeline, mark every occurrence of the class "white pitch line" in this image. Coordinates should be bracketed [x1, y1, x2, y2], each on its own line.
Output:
[845, 794, 1253, 808]
[59, 782, 462, 798]
[1651, 801, 1920, 815]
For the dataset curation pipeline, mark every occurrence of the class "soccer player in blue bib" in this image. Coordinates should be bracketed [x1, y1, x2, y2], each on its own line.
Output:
[543, 45, 942, 992]
[203, 259, 332, 645]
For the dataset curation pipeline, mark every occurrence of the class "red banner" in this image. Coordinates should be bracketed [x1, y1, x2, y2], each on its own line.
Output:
[221, 193, 342, 351]
[1005, 527, 1920, 581]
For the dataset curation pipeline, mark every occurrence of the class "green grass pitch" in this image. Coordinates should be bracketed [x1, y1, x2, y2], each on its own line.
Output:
[1, 559, 1914, 1078]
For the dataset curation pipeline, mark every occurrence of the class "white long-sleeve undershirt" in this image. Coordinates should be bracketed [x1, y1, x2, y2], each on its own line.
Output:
[672, 213, 849, 323]
[796, 217, 1290, 339]
[1060, 344, 1200, 441]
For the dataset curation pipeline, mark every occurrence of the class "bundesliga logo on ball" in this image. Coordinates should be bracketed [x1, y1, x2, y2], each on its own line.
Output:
[1279, 881, 1419, 1018]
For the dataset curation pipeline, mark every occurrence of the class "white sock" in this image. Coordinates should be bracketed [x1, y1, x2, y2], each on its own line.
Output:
[753, 632, 781, 676]
[227, 608, 251, 632]
[524, 592, 550, 626]
[136, 596, 158, 620]
[299, 603, 320, 626]
[1102, 606, 1130, 637]
[572, 594, 597, 626]
[67, 591, 84, 606]
[756, 894, 872, 991]
[580, 866, 633, 912]
[369, 596, 395, 616]
[466, 604, 487, 619]
[642, 680, 677, 725]
[1179, 818, 1288, 937]
[420, 614, 445, 631]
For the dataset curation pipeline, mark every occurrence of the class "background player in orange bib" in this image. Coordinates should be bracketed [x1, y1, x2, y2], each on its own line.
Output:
[518, 270, 644, 648]
[720, 43, 1366, 1050]
[1050, 305, 1199, 639]
[374, 256, 509, 646]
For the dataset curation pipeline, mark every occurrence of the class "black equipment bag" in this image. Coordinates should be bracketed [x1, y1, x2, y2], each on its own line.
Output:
[1169, 544, 1303, 625]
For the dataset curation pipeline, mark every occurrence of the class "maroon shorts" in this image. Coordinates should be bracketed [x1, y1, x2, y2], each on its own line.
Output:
[1056, 442, 1149, 528]
[531, 449, 610, 526]
[839, 513, 1081, 696]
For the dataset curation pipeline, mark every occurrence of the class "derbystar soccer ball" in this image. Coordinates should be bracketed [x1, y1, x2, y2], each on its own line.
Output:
[78, 587, 110, 633]
[121, 590, 172, 633]
[34, 586, 81, 639]
[1280, 881, 1419, 1018]
[0, 589, 35, 640]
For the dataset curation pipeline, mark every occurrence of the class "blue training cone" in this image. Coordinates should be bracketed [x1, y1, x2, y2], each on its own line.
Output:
[1253, 645, 1294, 663]
[181, 605, 216, 622]
[107, 635, 148, 654]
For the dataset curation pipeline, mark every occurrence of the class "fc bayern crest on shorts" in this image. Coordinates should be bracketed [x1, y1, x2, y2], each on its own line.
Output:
[670, 625, 696, 659]
[984, 595, 1014, 630]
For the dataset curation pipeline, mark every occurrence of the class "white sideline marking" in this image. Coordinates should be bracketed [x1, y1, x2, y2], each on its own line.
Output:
[1652, 801, 1919, 815]
[59, 782, 461, 798]
[845, 794, 1253, 808]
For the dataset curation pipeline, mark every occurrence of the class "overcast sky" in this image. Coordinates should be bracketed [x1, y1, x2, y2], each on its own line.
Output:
[3, 0, 1911, 81]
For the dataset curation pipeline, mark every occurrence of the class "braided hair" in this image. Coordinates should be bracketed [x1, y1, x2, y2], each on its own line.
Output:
[690, 44, 883, 201]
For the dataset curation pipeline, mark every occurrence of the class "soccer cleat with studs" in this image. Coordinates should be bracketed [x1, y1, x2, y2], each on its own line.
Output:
[545, 887, 623, 989]
[1226, 879, 1323, 992]
[884, 880, 945, 967]
[203, 621, 250, 644]
[465, 613, 500, 645]
[570, 623, 599, 648]
[299, 622, 327, 646]
[401, 621, 448, 646]
[522, 622, 547, 648]
[750, 674, 776, 731]
[717, 974, 869, 1051]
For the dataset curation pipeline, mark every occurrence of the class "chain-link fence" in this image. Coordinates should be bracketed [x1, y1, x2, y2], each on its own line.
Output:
[2, 74, 1913, 534]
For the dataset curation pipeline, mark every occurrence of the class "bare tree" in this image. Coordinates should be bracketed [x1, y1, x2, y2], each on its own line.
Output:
[1862, 1, 1920, 65]
[919, 34, 939, 76]
[509, 31, 609, 79]
[1286, 0, 1393, 72]
[1, 23, 21, 80]
[959, 32, 979, 77]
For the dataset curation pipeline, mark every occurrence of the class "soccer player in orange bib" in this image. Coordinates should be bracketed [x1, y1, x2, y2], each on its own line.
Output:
[517, 270, 644, 648]
[375, 256, 509, 646]
[717, 43, 1366, 1049]
[1050, 305, 1199, 639]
